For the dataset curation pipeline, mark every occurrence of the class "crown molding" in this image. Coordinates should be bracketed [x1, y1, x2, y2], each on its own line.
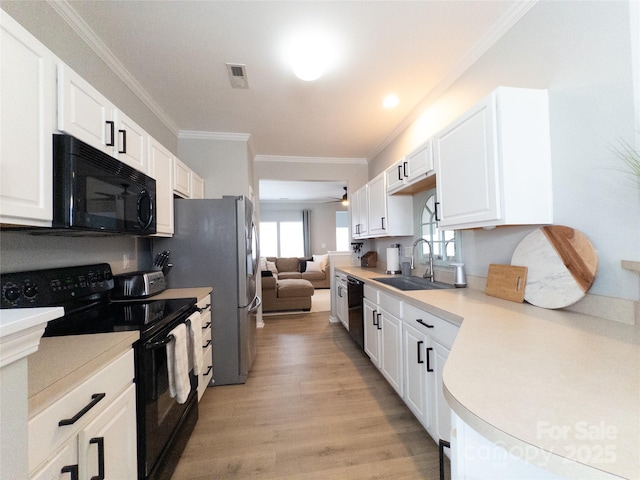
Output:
[178, 130, 251, 142]
[367, 0, 539, 160]
[48, 0, 181, 136]
[255, 155, 367, 165]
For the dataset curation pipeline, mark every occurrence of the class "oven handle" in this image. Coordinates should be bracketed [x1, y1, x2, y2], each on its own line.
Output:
[145, 318, 192, 350]
[145, 334, 174, 350]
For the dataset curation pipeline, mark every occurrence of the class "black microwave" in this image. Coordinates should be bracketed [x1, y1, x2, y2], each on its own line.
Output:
[52, 134, 156, 235]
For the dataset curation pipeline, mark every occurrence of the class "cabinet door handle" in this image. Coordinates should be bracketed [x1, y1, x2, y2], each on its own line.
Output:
[202, 339, 212, 348]
[204, 365, 213, 376]
[416, 319, 434, 329]
[89, 437, 105, 480]
[58, 393, 106, 426]
[381, 217, 385, 229]
[377, 313, 382, 330]
[61, 465, 79, 480]
[435, 201, 441, 222]
[426, 347, 434, 372]
[417, 340, 424, 364]
[105, 121, 115, 146]
[118, 129, 127, 154]
[201, 321, 211, 329]
[197, 303, 211, 313]
[397, 164, 403, 181]
[403, 161, 408, 178]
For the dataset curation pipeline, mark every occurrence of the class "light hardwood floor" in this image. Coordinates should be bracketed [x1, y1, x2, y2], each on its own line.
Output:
[172, 311, 450, 479]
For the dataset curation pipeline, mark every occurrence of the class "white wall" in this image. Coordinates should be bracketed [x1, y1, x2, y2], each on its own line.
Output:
[369, 1, 640, 302]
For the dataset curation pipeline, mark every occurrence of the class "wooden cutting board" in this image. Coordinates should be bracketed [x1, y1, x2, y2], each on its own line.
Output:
[485, 264, 528, 303]
[511, 225, 598, 309]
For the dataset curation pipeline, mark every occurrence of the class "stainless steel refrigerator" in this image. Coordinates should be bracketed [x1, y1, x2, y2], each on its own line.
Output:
[154, 196, 260, 386]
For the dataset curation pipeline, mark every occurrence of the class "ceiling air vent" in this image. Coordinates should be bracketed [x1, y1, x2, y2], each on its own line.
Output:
[226, 63, 248, 89]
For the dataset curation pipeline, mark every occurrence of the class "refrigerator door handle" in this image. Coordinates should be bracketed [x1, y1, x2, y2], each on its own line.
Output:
[248, 295, 262, 313]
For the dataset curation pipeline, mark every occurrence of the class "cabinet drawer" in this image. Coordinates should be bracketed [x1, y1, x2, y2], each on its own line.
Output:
[202, 325, 212, 350]
[28, 349, 134, 474]
[29, 441, 76, 480]
[198, 345, 213, 400]
[378, 290, 402, 318]
[403, 303, 459, 348]
[363, 284, 379, 304]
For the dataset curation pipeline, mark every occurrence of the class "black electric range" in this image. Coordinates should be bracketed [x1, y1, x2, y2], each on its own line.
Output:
[0, 263, 199, 480]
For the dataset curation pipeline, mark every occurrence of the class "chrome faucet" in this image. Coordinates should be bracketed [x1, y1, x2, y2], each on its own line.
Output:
[411, 238, 434, 282]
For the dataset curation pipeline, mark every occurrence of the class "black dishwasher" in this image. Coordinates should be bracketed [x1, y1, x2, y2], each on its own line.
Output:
[346, 276, 364, 350]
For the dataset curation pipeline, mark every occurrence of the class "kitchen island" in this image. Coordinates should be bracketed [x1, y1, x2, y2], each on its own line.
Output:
[336, 266, 640, 479]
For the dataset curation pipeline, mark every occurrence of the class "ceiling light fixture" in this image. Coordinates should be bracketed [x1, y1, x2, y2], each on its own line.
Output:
[341, 187, 349, 206]
[383, 95, 399, 109]
[288, 30, 337, 82]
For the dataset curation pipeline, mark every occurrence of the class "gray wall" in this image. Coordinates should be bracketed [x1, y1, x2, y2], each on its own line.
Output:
[178, 135, 254, 199]
[369, 1, 640, 301]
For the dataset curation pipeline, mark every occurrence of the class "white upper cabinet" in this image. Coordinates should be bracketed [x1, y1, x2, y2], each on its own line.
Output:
[387, 140, 435, 195]
[191, 172, 205, 199]
[350, 185, 368, 238]
[0, 10, 56, 227]
[147, 137, 174, 236]
[58, 64, 149, 174]
[386, 157, 407, 193]
[434, 87, 553, 230]
[58, 63, 115, 154]
[173, 157, 191, 198]
[367, 172, 413, 238]
[367, 174, 387, 235]
[115, 109, 147, 173]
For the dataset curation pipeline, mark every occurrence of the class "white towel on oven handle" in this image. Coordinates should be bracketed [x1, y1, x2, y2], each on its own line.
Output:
[166, 323, 190, 404]
[187, 311, 202, 374]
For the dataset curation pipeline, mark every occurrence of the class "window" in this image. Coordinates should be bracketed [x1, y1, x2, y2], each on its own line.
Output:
[335, 211, 349, 251]
[416, 190, 460, 265]
[259, 214, 305, 257]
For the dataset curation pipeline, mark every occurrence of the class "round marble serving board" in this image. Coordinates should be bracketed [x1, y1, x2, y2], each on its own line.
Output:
[511, 225, 598, 309]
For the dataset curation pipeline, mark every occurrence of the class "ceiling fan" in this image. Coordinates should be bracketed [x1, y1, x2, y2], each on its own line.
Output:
[325, 186, 349, 206]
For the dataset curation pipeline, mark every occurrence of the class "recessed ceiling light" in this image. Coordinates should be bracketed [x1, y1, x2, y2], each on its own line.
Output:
[383, 95, 399, 109]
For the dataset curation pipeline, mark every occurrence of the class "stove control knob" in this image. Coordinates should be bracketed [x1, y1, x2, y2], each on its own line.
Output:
[4, 285, 21, 302]
[23, 284, 38, 298]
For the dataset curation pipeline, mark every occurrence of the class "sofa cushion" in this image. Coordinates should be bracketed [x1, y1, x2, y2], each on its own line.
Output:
[305, 260, 323, 272]
[277, 279, 314, 298]
[275, 257, 300, 273]
[278, 271, 301, 280]
[301, 271, 325, 282]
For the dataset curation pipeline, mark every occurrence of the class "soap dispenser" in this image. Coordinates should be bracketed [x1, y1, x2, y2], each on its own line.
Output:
[450, 262, 467, 288]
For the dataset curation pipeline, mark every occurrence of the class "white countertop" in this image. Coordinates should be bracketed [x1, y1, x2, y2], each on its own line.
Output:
[0, 307, 64, 368]
[337, 266, 640, 479]
[26, 287, 211, 416]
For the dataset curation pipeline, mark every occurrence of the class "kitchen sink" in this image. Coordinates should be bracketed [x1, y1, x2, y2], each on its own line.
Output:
[372, 276, 455, 291]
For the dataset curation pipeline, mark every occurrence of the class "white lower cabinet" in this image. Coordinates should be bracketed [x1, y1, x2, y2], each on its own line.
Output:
[335, 273, 349, 329]
[197, 294, 213, 399]
[78, 384, 137, 480]
[363, 285, 403, 397]
[28, 349, 136, 479]
[402, 302, 458, 446]
[403, 321, 429, 429]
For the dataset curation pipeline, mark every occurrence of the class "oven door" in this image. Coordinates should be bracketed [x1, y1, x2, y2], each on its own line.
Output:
[137, 323, 197, 478]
